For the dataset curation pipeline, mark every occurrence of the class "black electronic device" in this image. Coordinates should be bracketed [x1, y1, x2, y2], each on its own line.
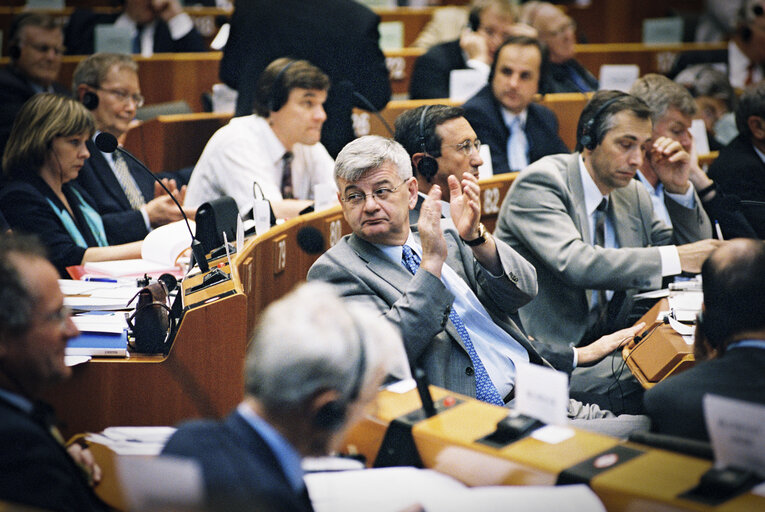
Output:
[580, 94, 626, 150]
[416, 105, 439, 181]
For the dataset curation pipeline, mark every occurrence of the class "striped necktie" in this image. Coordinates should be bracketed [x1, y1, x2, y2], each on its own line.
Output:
[112, 151, 145, 209]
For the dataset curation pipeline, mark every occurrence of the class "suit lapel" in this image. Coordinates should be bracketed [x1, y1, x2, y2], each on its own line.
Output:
[609, 190, 642, 247]
[565, 155, 589, 242]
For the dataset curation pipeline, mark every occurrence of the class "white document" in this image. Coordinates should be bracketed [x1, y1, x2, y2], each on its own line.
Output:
[704, 395, 765, 477]
[515, 363, 569, 425]
[478, 143, 494, 179]
[691, 118, 710, 156]
[117, 455, 204, 511]
[599, 65, 640, 92]
[313, 183, 338, 211]
[253, 200, 271, 235]
[72, 312, 129, 334]
[449, 69, 487, 102]
[306, 467, 605, 512]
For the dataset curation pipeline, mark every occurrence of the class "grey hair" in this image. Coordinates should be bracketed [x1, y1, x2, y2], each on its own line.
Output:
[334, 135, 412, 185]
[244, 281, 404, 414]
[629, 73, 697, 123]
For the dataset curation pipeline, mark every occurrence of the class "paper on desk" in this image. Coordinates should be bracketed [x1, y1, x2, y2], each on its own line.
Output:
[306, 467, 605, 512]
[705, 395, 765, 477]
[668, 291, 703, 312]
[668, 316, 695, 337]
[64, 296, 132, 311]
[72, 312, 128, 334]
[65, 355, 91, 366]
[117, 454, 204, 511]
[633, 288, 669, 299]
[87, 427, 177, 456]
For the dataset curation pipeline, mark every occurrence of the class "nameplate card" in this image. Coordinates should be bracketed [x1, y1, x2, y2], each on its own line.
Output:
[449, 69, 487, 102]
[379, 21, 404, 50]
[704, 394, 765, 477]
[690, 118, 710, 156]
[515, 363, 568, 425]
[25, 0, 64, 9]
[598, 65, 640, 93]
[642, 17, 684, 44]
[95, 25, 133, 55]
[253, 200, 271, 236]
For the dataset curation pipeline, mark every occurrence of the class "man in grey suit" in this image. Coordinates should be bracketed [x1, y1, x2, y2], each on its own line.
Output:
[496, 91, 719, 349]
[308, 135, 648, 437]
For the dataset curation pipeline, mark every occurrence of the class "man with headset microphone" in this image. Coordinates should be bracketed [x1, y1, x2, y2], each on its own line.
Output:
[184, 58, 336, 221]
[162, 281, 404, 511]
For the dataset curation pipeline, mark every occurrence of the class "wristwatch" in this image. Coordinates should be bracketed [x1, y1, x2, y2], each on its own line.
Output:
[462, 223, 487, 246]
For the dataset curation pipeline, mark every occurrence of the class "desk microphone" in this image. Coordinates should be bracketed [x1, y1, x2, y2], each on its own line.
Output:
[95, 132, 209, 272]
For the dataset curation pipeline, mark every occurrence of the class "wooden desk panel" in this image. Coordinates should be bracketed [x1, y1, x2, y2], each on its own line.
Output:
[479, 173, 518, 234]
[375, 7, 435, 48]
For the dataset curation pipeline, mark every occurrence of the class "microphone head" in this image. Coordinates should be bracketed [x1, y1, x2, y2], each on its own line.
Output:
[95, 132, 119, 153]
[157, 273, 178, 293]
[296, 226, 325, 254]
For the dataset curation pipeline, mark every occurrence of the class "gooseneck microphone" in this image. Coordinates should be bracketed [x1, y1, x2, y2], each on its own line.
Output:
[94, 132, 209, 272]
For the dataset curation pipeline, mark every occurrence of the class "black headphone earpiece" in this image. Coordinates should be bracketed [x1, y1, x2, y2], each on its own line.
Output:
[81, 90, 99, 111]
[267, 60, 295, 113]
[580, 95, 624, 150]
[415, 105, 439, 182]
[9, 44, 21, 61]
[468, 8, 481, 31]
[312, 324, 367, 431]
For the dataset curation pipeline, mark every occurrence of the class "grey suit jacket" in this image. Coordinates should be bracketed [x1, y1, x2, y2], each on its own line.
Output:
[495, 153, 712, 346]
[307, 221, 575, 398]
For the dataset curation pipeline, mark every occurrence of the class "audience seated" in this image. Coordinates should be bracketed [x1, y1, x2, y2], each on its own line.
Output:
[64, 0, 206, 56]
[0, 234, 109, 511]
[629, 74, 757, 239]
[220, 0, 391, 158]
[162, 281, 403, 512]
[0, 94, 142, 277]
[72, 53, 192, 245]
[184, 58, 335, 220]
[708, 81, 765, 238]
[644, 238, 765, 442]
[494, 92, 720, 413]
[669, 0, 765, 90]
[308, 134, 650, 437]
[520, 2, 598, 94]
[674, 64, 738, 150]
[409, 0, 534, 100]
[0, 13, 69, 160]
[462, 36, 568, 174]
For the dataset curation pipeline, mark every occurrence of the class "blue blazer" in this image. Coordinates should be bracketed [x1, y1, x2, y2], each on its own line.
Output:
[162, 411, 313, 512]
[75, 139, 154, 244]
[462, 84, 569, 175]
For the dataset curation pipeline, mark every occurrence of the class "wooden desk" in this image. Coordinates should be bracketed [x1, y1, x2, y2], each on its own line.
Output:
[623, 298, 695, 389]
[479, 172, 518, 233]
[42, 268, 248, 439]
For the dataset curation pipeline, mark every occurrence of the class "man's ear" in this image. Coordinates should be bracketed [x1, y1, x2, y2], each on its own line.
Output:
[76, 84, 89, 102]
[408, 176, 419, 209]
[748, 115, 765, 141]
[411, 153, 425, 172]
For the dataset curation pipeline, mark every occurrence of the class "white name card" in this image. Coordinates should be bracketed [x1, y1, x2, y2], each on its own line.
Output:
[253, 200, 271, 236]
[515, 363, 569, 425]
[449, 69, 487, 102]
[95, 25, 132, 55]
[599, 65, 640, 93]
[705, 394, 765, 476]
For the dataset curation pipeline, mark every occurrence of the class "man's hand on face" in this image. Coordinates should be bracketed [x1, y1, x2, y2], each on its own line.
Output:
[417, 184, 448, 278]
[648, 136, 692, 194]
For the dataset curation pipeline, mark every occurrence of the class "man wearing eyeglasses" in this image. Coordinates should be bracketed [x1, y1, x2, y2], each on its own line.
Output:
[72, 53, 191, 244]
[0, 234, 109, 511]
[393, 104, 483, 224]
[0, 13, 69, 159]
[520, 2, 598, 94]
[307, 135, 649, 438]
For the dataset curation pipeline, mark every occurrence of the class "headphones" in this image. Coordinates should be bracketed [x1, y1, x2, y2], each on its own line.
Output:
[9, 44, 21, 61]
[312, 326, 367, 431]
[267, 60, 296, 113]
[580, 94, 625, 150]
[740, 0, 764, 42]
[81, 89, 99, 110]
[415, 105, 439, 182]
[468, 7, 481, 31]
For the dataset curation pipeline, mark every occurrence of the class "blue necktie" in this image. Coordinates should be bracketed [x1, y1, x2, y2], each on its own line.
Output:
[401, 245, 504, 406]
[507, 117, 528, 172]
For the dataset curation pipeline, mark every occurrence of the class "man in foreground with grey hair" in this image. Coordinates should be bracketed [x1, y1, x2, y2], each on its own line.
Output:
[162, 281, 402, 511]
[308, 135, 649, 438]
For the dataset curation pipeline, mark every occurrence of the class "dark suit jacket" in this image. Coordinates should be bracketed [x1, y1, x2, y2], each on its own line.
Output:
[542, 59, 598, 94]
[64, 10, 205, 55]
[644, 347, 765, 442]
[409, 39, 467, 100]
[0, 66, 69, 160]
[708, 135, 765, 238]
[75, 139, 154, 244]
[221, 0, 391, 157]
[162, 411, 313, 512]
[462, 85, 569, 174]
[0, 174, 106, 277]
[0, 397, 108, 512]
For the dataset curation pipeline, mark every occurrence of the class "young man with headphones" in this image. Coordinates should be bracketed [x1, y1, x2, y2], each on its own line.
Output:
[644, 238, 765, 442]
[393, 104, 484, 224]
[184, 58, 336, 221]
[72, 53, 190, 245]
[0, 13, 69, 159]
[162, 281, 403, 511]
[493, 91, 720, 414]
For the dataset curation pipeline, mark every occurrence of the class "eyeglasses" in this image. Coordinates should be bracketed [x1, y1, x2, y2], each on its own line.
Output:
[42, 305, 73, 328]
[341, 179, 410, 207]
[21, 42, 66, 55]
[446, 139, 481, 156]
[94, 86, 145, 108]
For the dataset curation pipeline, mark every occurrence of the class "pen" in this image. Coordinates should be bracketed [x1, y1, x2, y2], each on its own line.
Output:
[714, 220, 724, 241]
[84, 277, 118, 283]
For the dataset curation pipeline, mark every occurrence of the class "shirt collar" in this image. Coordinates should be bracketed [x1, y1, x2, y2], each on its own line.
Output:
[0, 388, 34, 415]
[578, 154, 608, 216]
[500, 107, 527, 130]
[374, 231, 419, 266]
[753, 144, 765, 165]
[257, 116, 289, 168]
[635, 169, 663, 196]
[236, 402, 305, 492]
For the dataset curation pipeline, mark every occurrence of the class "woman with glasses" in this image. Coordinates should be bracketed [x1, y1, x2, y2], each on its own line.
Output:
[0, 93, 142, 277]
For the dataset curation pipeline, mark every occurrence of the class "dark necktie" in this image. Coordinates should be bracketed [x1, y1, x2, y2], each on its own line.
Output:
[132, 24, 145, 54]
[401, 245, 504, 406]
[594, 198, 609, 317]
[566, 62, 591, 92]
[281, 151, 294, 199]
